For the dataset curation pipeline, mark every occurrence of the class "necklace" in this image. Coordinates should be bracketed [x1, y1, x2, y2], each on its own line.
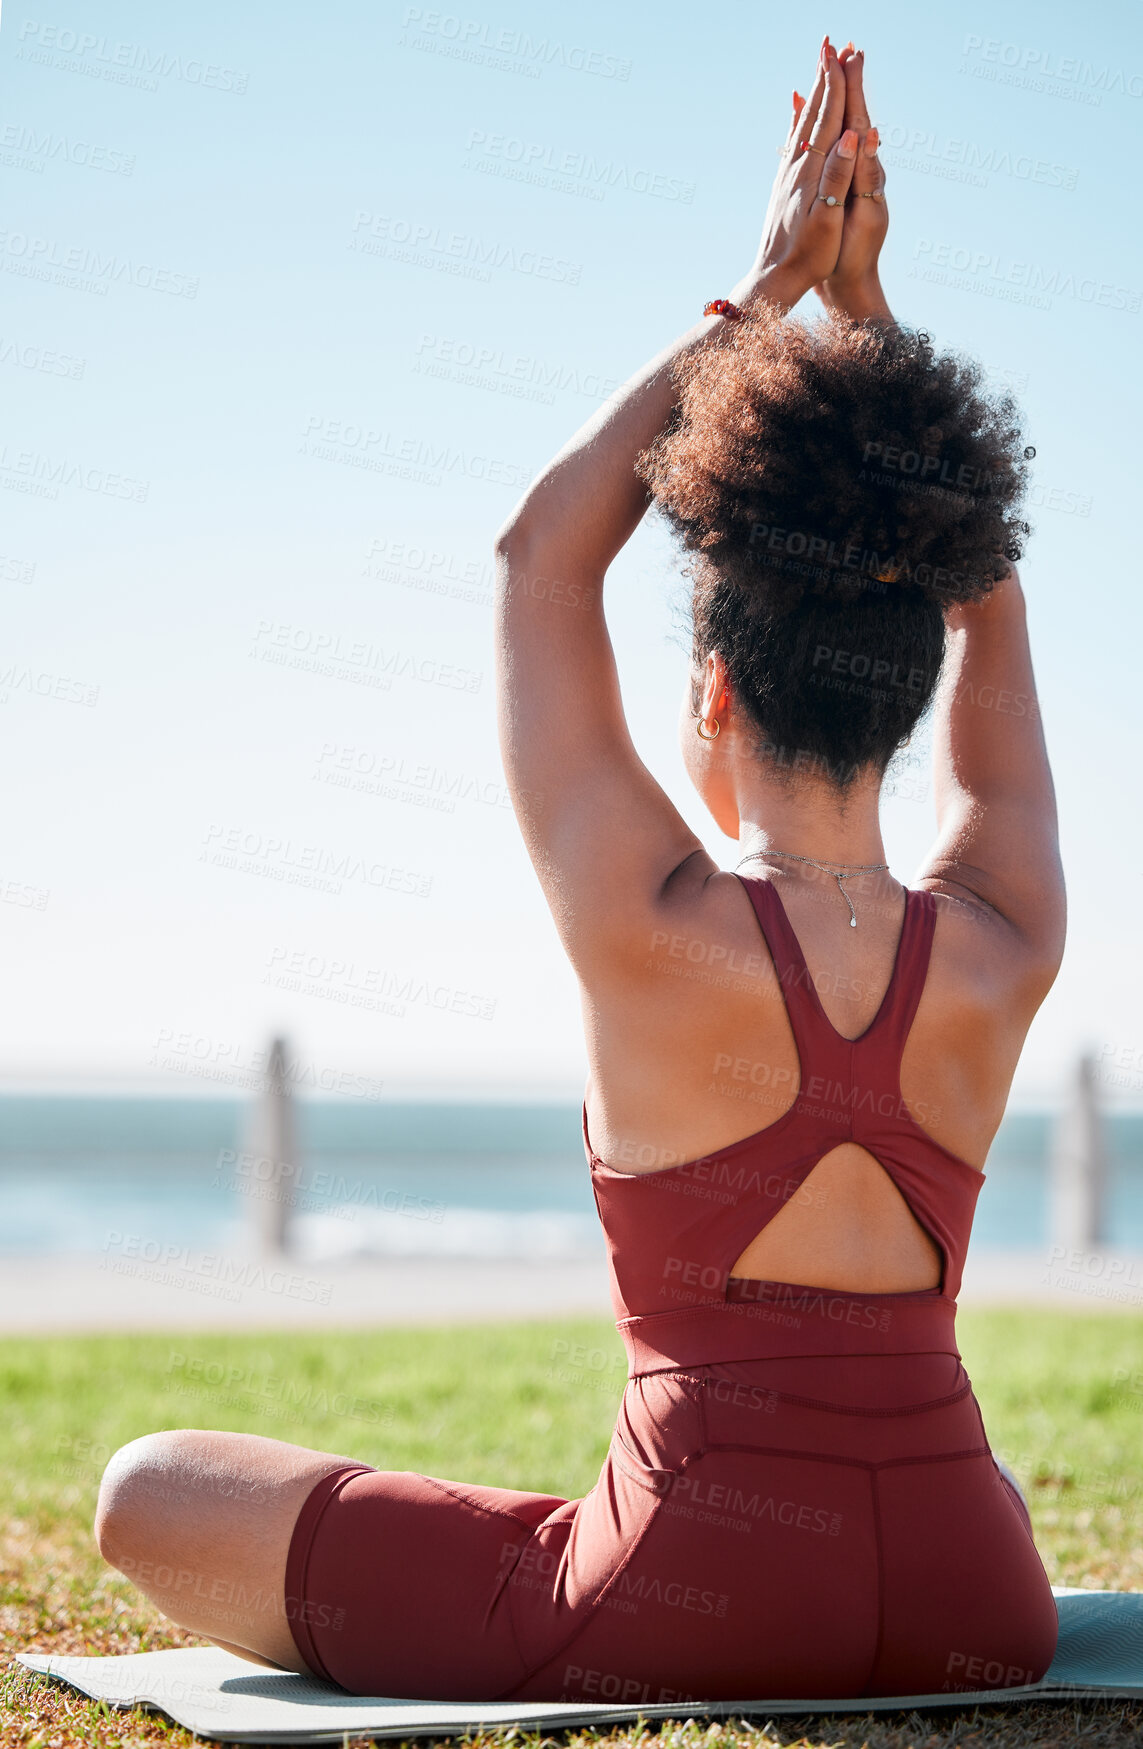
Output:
[735, 845, 889, 929]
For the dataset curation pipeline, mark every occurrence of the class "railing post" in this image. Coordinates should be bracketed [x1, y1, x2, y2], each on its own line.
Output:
[243, 1035, 296, 1256]
[1049, 1051, 1107, 1252]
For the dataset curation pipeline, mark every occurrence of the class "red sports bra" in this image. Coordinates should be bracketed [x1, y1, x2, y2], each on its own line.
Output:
[583, 875, 986, 1321]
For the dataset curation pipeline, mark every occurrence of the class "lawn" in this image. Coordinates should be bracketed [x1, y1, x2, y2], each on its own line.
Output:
[2, 1309, 1141, 1749]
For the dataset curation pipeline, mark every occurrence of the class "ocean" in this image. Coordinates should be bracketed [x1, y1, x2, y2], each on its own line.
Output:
[1, 1098, 1141, 1263]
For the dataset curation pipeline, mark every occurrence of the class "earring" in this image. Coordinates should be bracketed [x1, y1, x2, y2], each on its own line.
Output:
[696, 718, 720, 741]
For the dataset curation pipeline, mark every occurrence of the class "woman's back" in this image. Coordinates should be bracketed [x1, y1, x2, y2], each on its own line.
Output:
[579, 857, 1045, 1296]
[586, 873, 993, 1312]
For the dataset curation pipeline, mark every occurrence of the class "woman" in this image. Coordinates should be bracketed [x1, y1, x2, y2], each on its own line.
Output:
[94, 38, 1065, 1701]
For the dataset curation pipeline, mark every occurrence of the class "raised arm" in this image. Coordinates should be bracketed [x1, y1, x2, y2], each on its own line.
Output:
[493, 39, 860, 974]
[920, 567, 1065, 975]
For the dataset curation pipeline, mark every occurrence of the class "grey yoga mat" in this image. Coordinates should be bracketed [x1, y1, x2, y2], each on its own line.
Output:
[16, 1588, 1143, 1745]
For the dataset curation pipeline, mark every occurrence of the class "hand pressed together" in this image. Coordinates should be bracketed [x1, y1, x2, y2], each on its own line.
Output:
[745, 35, 889, 318]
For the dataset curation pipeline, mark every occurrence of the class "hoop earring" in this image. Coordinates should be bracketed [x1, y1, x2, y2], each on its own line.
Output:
[696, 717, 720, 741]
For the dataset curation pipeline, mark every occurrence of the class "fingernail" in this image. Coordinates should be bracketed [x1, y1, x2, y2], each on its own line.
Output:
[865, 126, 879, 155]
[839, 129, 858, 158]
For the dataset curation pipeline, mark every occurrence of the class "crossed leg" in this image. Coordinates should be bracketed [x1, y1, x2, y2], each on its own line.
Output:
[94, 1430, 361, 1671]
[94, 1430, 1036, 1676]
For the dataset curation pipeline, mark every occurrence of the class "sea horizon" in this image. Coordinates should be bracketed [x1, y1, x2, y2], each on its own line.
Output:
[2, 1094, 1141, 1263]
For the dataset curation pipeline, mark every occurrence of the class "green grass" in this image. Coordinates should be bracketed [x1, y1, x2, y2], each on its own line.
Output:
[1, 1318, 623, 1517]
[2, 1310, 1142, 1748]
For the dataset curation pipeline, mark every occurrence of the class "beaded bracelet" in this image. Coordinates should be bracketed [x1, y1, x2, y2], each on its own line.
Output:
[703, 298, 743, 319]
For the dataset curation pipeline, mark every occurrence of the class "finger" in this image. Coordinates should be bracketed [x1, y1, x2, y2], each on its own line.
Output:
[813, 127, 860, 212]
[807, 44, 847, 158]
[795, 47, 828, 152]
[842, 48, 872, 131]
[783, 88, 807, 153]
[839, 49, 858, 132]
[795, 39, 831, 153]
[850, 125, 887, 202]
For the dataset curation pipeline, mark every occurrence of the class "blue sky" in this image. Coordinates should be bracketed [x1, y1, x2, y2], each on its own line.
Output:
[2, 0, 1141, 1104]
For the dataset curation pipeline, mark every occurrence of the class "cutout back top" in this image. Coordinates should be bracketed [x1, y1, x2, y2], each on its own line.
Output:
[584, 875, 987, 1356]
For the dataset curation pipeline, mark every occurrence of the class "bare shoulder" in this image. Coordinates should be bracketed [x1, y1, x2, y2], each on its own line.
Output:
[578, 859, 796, 1169]
[599, 855, 772, 982]
[918, 878, 1064, 1019]
[576, 854, 786, 1054]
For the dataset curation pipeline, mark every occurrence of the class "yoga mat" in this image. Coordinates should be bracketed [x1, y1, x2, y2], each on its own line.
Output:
[16, 1588, 1143, 1744]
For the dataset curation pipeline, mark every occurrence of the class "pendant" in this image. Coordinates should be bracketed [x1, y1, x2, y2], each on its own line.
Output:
[835, 874, 858, 929]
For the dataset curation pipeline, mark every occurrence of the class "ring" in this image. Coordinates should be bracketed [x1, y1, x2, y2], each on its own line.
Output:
[801, 143, 828, 156]
[815, 193, 841, 206]
[856, 190, 886, 200]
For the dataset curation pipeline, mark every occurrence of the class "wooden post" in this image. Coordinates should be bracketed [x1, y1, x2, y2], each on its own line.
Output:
[1049, 1051, 1108, 1251]
[243, 1036, 296, 1256]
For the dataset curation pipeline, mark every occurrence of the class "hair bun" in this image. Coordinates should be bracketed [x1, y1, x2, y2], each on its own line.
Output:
[636, 303, 1033, 613]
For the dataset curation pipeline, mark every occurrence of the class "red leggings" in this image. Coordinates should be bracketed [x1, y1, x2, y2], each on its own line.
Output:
[285, 1294, 1058, 1701]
